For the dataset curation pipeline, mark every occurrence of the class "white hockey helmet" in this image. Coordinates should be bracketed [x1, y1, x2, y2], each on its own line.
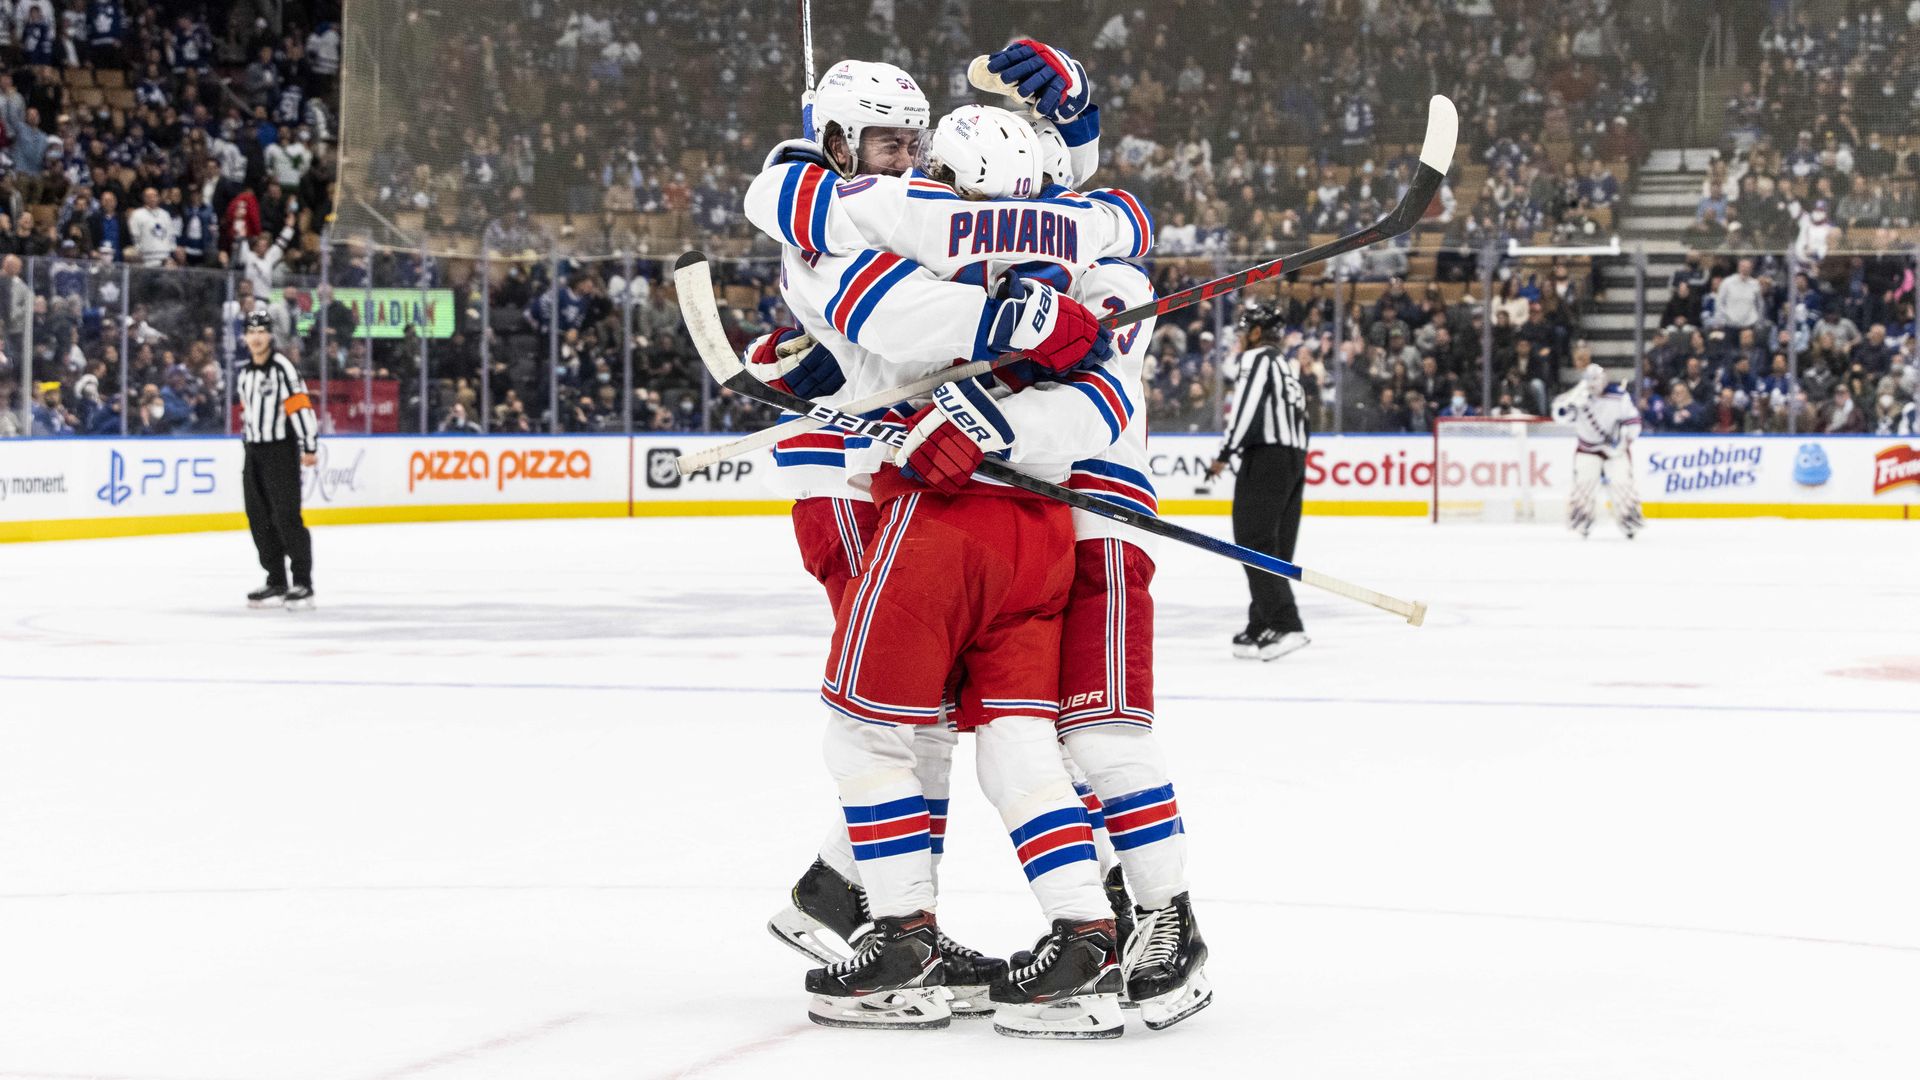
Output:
[809, 59, 930, 177]
[921, 104, 1044, 199]
[1027, 114, 1077, 188]
[1581, 364, 1608, 393]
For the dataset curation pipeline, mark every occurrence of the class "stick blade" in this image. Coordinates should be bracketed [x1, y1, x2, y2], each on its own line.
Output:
[1408, 601, 1428, 628]
[1419, 95, 1458, 175]
[967, 55, 1020, 100]
[672, 250, 743, 384]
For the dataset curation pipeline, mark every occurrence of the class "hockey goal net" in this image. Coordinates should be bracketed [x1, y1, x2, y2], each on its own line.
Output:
[1431, 416, 1578, 523]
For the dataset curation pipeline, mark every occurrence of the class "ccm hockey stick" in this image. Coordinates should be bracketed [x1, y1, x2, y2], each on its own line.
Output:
[676, 251, 1427, 625]
[674, 94, 1458, 474]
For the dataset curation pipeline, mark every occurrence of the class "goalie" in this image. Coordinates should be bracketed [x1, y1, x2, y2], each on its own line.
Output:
[1551, 365, 1643, 539]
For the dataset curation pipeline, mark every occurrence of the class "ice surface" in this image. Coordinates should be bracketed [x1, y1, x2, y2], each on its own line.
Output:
[1, 516, 1916, 1079]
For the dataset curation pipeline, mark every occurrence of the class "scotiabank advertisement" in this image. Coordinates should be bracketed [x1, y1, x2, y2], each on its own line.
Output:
[1144, 433, 1920, 513]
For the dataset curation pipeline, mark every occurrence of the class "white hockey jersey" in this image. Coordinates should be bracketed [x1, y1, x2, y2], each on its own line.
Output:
[1551, 383, 1642, 455]
[766, 245, 1153, 505]
[746, 169, 1155, 503]
[744, 164, 1151, 283]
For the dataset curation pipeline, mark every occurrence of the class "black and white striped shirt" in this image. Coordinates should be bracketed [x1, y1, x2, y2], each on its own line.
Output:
[237, 351, 319, 453]
[1218, 345, 1310, 458]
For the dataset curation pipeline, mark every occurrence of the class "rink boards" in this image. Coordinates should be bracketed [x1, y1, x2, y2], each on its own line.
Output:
[1, 432, 1914, 541]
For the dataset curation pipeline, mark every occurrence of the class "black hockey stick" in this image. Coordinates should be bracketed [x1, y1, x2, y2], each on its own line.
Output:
[675, 251, 1427, 625]
[675, 94, 1457, 474]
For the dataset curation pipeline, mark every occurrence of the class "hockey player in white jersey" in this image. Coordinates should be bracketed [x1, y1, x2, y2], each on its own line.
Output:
[1552, 365, 1645, 538]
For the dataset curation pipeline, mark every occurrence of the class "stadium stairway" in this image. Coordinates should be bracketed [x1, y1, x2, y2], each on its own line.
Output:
[1578, 148, 1716, 377]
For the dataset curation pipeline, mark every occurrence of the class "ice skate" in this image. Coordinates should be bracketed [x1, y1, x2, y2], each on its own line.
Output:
[282, 585, 315, 611]
[1231, 628, 1259, 659]
[768, 858, 867, 964]
[247, 582, 287, 609]
[1253, 628, 1309, 661]
[1123, 892, 1212, 1031]
[805, 911, 949, 1030]
[936, 932, 1007, 1019]
[990, 918, 1123, 1040]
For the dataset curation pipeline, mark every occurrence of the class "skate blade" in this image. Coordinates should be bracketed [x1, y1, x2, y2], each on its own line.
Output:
[247, 598, 284, 610]
[1138, 971, 1213, 1031]
[283, 599, 315, 612]
[768, 906, 851, 965]
[991, 992, 1123, 1040]
[1230, 644, 1259, 660]
[808, 989, 950, 1030]
[943, 983, 996, 1019]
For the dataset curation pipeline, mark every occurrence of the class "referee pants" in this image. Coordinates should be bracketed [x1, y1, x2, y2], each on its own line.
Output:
[1231, 444, 1307, 635]
[242, 440, 313, 588]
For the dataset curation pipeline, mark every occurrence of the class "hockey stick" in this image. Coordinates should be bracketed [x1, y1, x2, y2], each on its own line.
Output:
[798, 0, 817, 139]
[676, 251, 1428, 626]
[673, 94, 1458, 474]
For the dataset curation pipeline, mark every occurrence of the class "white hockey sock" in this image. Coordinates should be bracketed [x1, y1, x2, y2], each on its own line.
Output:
[913, 722, 958, 877]
[1064, 725, 1190, 910]
[818, 721, 959, 890]
[1059, 744, 1118, 875]
[822, 710, 936, 918]
[977, 714, 1108, 923]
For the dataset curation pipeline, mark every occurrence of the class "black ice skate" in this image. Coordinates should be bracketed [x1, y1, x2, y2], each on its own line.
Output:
[768, 858, 868, 964]
[805, 911, 949, 1030]
[1251, 627, 1309, 661]
[1122, 892, 1212, 1030]
[1231, 627, 1259, 660]
[282, 584, 315, 611]
[247, 581, 287, 609]
[936, 932, 1008, 1019]
[990, 917, 1123, 1040]
[1103, 865, 1139, 1010]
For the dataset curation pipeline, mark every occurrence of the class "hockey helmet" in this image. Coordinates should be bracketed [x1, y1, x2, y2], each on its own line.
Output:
[1236, 298, 1284, 336]
[1026, 114, 1078, 188]
[920, 105, 1044, 199]
[1581, 363, 1608, 393]
[808, 60, 931, 178]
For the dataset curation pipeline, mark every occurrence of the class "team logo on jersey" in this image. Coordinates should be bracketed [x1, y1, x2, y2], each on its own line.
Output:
[1792, 443, 1831, 487]
[1872, 445, 1920, 495]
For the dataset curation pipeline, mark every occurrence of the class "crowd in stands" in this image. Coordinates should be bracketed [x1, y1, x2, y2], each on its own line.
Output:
[1634, 245, 1917, 435]
[0, 0, 343, 436]
[8, 1, 1916, 441]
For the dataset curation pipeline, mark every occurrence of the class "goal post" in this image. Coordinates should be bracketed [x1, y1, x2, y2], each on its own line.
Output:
[1431, 416, 1578, 523]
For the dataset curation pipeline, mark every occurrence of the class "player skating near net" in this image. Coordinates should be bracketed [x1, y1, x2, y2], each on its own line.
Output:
[1550, 364, 1645, 538]
[738, 45, 1208, 1038]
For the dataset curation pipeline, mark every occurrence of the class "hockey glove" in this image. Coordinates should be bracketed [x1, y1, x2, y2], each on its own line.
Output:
[744, 326, 845, 399]
[985, 270, 1114, 375]
[761, 138, 835, 173]
[897, 379, 1014, 494]
[986, 40, 1092, 123]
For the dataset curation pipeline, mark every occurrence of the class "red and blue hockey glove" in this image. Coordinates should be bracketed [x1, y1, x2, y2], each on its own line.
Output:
[985, 270, 1114, 376]
[897, 379, 1015, 494]
[743, 326, 845, 398]
[985, 40, 1092, 123]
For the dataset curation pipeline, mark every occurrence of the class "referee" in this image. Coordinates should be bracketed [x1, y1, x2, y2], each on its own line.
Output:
[237, 311, 320, 609]
[1206, 299, 1311, 661]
